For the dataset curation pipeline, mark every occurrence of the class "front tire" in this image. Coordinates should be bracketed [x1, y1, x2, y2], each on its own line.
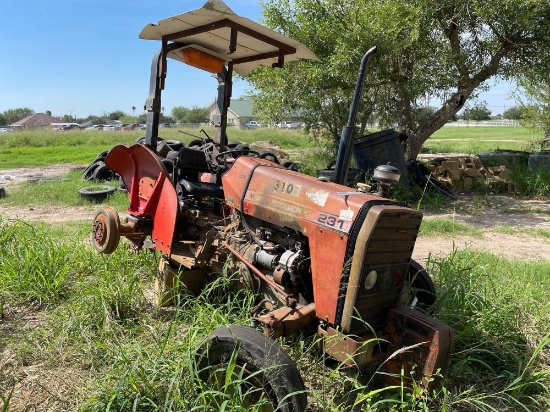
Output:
[400, 259, 437, 311]
[196, 326, 307, 412]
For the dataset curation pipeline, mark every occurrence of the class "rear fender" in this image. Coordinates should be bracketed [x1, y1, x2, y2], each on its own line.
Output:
[105, 144, 178, 255]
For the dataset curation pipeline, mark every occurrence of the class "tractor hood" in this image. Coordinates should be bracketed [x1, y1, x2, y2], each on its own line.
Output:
[139, 0, 319, 76]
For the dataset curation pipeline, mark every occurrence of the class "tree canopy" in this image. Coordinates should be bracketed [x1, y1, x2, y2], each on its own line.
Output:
[171, 105, 209, 123]
[502, 106, 523, 121]
[2, 108, 35, 125]
[248, 0, 550, 159]
[462, 103, 491, 121]
[519, 79, 550, 137]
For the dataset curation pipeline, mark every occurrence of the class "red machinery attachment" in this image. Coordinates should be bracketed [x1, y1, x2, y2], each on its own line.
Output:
[384, 307, 454, 391]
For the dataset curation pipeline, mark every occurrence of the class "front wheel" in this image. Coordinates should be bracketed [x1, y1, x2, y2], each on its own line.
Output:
[399, 259, 437, 311]
[196, 326, 306, 412]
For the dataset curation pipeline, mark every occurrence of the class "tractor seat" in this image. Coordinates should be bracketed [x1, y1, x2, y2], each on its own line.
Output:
[177, 179, 224, 198]
[167, 147, 211, 173]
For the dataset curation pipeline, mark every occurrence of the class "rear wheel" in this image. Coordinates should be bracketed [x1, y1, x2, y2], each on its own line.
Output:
[196, 326, 306, 412]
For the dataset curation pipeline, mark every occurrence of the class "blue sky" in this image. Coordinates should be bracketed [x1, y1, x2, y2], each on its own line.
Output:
[0, 0, 518, 119]
[0, 0, 262, 119]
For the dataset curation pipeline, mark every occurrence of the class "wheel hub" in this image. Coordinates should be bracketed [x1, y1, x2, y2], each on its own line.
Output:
[92, 217, 107, 246]
[91, 207, 121, 254]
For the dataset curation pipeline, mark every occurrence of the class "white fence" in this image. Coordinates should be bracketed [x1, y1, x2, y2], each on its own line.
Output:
[444, 120, 520, 127]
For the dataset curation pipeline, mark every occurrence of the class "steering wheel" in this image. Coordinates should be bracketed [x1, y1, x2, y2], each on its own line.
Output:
[215, 149, 260, 168]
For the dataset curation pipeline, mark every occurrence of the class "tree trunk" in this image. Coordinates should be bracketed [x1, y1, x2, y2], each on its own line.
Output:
[403, 85, 478, 160]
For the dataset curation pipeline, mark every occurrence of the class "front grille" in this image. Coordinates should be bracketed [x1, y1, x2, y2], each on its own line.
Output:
[348, 208, 421, 334]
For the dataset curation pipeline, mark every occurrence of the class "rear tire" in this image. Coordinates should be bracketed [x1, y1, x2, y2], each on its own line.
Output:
[196, 326, 307, 412]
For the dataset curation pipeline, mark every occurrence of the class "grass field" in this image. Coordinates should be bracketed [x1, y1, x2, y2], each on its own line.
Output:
[1, 126, 549, 411]
[424, 126, 541, 154]
[0, 126, 542, 169]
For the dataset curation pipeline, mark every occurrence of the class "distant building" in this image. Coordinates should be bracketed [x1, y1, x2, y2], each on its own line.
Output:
[10, 113, 63, 128]
[207, 96, 256, 127]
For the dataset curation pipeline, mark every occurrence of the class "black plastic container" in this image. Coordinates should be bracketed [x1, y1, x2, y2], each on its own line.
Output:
[353, 129, 408, 178]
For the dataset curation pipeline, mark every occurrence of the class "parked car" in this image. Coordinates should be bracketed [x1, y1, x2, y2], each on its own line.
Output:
[159, 123, 171, 128]
[122, 123, 141, 131]
[0, 127, 14, 132]
[86, 124, 104, 131]
[243, 120, 261, 129]
[276, 120, 300, 129]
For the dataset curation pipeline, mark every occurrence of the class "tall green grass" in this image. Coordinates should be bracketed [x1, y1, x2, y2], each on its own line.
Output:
[0, 128, 318, 169]
[424, 127, 539, 154]
[1, 218, 548, 411]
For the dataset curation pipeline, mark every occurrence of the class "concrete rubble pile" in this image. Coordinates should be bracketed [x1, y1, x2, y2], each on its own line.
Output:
[423, 156, 516, 194]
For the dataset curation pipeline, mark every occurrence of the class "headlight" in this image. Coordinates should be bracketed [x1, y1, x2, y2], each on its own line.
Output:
[364, 270, 378, 291]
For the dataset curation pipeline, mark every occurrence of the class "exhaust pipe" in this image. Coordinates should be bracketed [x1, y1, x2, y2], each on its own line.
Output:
[333, 46, 377, 185]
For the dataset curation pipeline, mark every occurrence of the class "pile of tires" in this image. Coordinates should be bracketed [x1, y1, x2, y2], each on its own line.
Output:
[81, 150, 116, 181]
[78, 137, 290, 201]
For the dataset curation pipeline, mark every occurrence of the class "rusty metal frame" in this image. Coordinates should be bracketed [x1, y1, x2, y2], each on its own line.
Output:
[144, 18, 298, 155]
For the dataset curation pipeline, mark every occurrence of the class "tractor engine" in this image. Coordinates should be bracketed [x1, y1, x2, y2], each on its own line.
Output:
[225, 213, 313, 302]
[221, 156, 423, 334]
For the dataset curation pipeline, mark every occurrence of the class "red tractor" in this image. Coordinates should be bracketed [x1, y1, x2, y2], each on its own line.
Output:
[91, 1, 453, 410]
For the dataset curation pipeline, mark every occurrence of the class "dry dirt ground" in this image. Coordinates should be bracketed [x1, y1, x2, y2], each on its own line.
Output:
[413, 195, 550, 263]
[1, 164, 550, 262]
[0, 164, 98, 222]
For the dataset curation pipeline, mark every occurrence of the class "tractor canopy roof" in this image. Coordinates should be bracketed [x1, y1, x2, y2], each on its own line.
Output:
[139, 0, 319, 76]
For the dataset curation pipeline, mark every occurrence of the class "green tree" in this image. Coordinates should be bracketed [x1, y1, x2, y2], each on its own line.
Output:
[0, 113, 6, 126]
[186, 106, 209, 123]
[171, 106, 189, 123]
[519, 80, 550, 136]
[132, 106, 136, 117]
[171, 105, 209, 123]
[502, 106, 523, 120]
[250, 0, 550, 159]
[503, 106, 523, 120]
[462, 103, 492, 121]
[2, 108, 35, 125]
[108, 110, 126, 120]
[85, 115, 107, 125]
[136, 113, 148, 124]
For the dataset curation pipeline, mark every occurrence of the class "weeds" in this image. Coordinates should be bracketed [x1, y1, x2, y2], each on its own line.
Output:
[1, 218, 549, 410]
[419, 218, 483, 237]
[510, 164, 550, 198]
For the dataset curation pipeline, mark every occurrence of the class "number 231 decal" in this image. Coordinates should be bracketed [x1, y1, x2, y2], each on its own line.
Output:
[317, 212, 351, 232]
